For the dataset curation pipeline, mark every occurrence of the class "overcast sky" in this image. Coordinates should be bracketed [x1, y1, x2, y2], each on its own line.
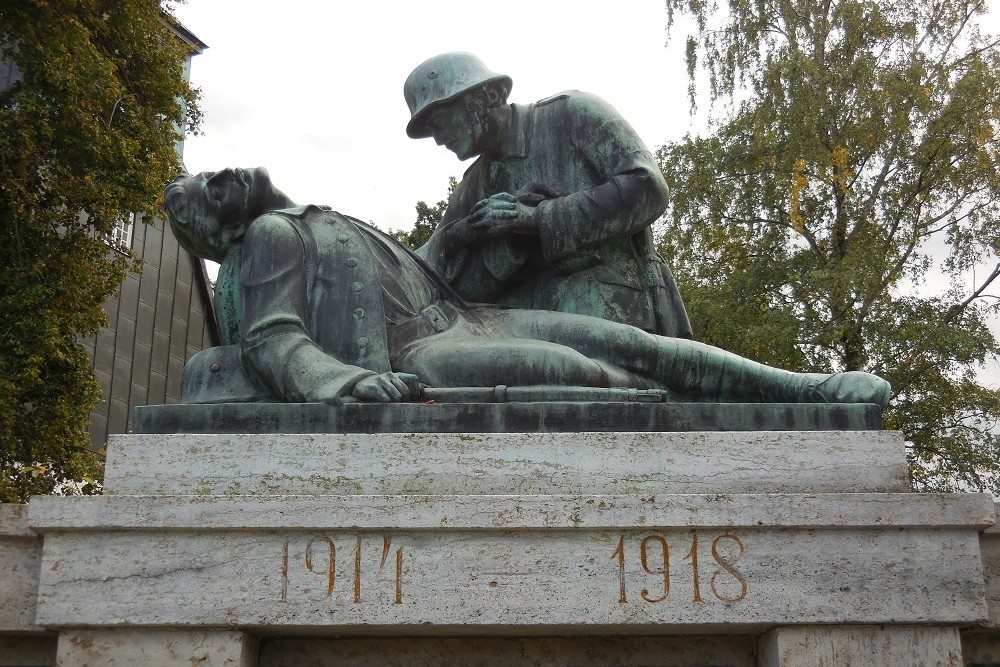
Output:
[170, 1, 699, 231]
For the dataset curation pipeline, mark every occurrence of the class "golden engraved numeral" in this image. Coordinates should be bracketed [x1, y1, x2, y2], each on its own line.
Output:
[305, 536, 336, 597]
[280, 541, 289, 602]
[613, 531, 747, 605]
[710, 534, 748, 604]
[639, 535, 670, 603]
[612, 535, 627, 603]
[281, 535, 404, 604]
[684, 529, 703, 603]
[395, 547, 404, 604]
[379, 537, 404, 604]
[353, 535, 362, 603]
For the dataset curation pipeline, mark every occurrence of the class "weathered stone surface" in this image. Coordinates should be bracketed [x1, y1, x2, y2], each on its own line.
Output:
[102, 431, 907, 496]
[0, 504, 46, 635]
[133, 401, 883, 434]
[54, 629, 258, 667]
[259, 635, 755, 667]
[30, 493, 992, 632]
[979, 502, 1000, 630]
[758, 625, 963, 667]
[13, 430, 993, 664]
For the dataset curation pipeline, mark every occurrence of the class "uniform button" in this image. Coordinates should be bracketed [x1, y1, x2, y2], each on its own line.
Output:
[356, 337, 369, 349]
[338, 233, 349, 243]
[346, 257, 358, 268]
[209, 363, 221, 372]
[354, 308, 365, 320]
[351, 282, 364, 292]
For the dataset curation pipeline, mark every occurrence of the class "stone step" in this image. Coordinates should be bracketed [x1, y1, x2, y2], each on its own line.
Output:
[102, 430, 907, 496]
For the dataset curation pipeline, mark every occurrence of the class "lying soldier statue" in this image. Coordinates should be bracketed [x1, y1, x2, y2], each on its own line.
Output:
[163, 167, 890, 407]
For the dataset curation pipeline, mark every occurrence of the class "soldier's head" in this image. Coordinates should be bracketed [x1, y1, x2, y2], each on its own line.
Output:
[163, 167, 274, 262]
[404, 52, 511, 160]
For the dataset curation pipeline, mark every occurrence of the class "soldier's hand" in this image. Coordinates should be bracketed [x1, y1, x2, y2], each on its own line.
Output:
[351, 372, 421, 402]
[444, 216, 477, 246]
[468, 193, 537, 236]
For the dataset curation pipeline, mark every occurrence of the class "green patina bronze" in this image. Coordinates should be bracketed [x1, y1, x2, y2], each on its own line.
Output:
[162, 168, 890, 410]
[404, 52, 691, 338]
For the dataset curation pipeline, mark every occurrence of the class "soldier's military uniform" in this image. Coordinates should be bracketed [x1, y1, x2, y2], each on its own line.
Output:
[179, 205, 888, 409]
[417, 90, 690, 337]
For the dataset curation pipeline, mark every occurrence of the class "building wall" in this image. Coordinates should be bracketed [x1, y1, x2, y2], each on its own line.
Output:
[80, 216, 217, 448]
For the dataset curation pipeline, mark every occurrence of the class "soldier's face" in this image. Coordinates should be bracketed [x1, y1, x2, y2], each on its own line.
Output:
[427, 101, 485, 160]
[164, 167, 270, 262]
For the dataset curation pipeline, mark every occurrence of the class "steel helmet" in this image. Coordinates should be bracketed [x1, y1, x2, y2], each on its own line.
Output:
[404, 52, 512, 139]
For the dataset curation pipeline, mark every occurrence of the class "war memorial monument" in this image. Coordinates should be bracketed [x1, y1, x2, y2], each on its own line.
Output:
[3, 52, 1000, 666]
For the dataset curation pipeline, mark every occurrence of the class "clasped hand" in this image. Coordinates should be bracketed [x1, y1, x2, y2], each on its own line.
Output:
[466, 192, 537, 237]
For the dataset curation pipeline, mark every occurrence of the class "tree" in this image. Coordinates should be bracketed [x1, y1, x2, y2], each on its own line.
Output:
[0, 0, 201, 502]
[392, 177, 457, 250]
[659, 0, 1000, 491]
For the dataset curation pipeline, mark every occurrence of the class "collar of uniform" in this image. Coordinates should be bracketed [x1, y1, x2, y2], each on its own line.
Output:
[499, 102, 533, 159]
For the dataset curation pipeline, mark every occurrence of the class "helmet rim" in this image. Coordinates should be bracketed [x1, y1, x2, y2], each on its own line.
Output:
[404, 52, 511, 139]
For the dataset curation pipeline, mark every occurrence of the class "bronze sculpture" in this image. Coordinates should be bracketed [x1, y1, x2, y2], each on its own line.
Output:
[163, 168, 889, 408]
[404, 52, 691, 337]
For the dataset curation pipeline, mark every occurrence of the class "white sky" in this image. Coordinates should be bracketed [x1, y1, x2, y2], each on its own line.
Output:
[170, 1, 698, 231]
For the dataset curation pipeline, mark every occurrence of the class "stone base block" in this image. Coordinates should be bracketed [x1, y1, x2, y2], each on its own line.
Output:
[29, 492, 992, 632]
[758, 625, 963, 667]
[102, 430, 907, 496]
[54, 629, 258, 667]
[0, 505, 44, 634]
[9, 429, 995, 666]
[982, 516, 1000, 629]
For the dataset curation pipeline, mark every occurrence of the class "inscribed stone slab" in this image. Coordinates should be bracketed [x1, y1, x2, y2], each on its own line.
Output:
[30, 493, 992, 632]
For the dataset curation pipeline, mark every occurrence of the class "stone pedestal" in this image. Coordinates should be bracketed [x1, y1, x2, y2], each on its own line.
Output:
[0, 504, 57, 666]
[758, 626, 965, 666]
[5, 424, 1000, 665]
[53, 630, 258, 667]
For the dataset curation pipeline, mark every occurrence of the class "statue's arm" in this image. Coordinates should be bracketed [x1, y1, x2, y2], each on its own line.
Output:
[416, 214, 521, 303]
[239, 214, 376, 403]
[532, 93, 669, 262]
[417, 177, 528, 300]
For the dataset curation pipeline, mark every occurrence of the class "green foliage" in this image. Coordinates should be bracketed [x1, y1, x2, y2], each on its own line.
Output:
[0, 0, 201, 502]
[661, 0, 1000, 491]
[392, 177, 457, 250]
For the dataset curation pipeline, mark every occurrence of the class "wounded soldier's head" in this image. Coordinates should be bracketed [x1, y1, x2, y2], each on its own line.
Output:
[164, 167, 277, 262]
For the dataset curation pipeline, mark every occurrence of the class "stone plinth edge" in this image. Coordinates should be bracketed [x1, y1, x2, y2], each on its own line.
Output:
[134, 401, 882, 434]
